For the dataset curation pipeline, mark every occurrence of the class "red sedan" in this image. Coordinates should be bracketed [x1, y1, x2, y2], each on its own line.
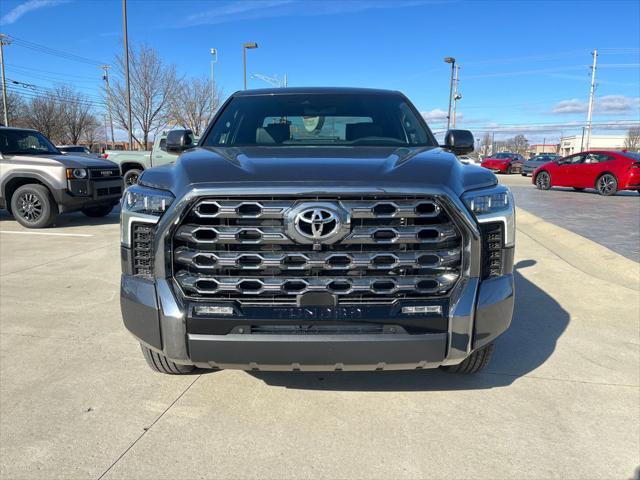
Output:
[481, 152, 525, 174]
[533, 150, 640, 196]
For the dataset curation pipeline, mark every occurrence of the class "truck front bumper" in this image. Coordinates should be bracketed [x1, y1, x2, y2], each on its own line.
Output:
[121, 270, 514, 371]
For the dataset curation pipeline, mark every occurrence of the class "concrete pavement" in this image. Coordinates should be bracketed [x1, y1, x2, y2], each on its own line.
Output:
[0, 206, 638, 479]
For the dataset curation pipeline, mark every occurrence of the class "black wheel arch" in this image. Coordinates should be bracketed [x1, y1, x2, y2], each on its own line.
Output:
[120, 162, 145, 174]
[1, 172, 58, 211]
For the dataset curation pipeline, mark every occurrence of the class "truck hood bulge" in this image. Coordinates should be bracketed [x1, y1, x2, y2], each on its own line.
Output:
[140, 146, 497, 198]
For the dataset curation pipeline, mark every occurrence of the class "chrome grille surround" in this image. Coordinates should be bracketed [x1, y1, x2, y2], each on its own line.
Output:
[171, 196, 464, 305]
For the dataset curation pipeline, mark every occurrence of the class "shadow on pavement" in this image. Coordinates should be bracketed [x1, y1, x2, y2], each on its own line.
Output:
[248, 260, 570, 391]
[0, 207, 120, 228]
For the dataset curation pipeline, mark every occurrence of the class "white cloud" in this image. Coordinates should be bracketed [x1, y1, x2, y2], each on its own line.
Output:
[178, 0, 435, 28]
[552, 99, 586, 114]
[421, 109, 448, 123]
[552, 95, 640, 115]
[0, 0, 67, 26]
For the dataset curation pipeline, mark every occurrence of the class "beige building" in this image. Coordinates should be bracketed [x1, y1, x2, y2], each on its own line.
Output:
[559, 134, 626, 156]
[529, 144, 559, 156]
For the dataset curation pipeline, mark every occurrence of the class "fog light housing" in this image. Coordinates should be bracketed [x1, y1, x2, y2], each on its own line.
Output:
[402, 305, 442, 315]
[193, 305, 234, 316]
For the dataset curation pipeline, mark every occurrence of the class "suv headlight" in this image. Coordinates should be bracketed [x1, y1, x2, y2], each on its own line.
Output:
[462, 184, 515, 247]
[120, 184, 174, 247]
[66, 168, 87, 179]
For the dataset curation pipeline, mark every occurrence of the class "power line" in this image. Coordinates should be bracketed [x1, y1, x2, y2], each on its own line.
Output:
[5, 63, 101, 80]
[7, 86, 108, 109]
[8, 35, 106, 66]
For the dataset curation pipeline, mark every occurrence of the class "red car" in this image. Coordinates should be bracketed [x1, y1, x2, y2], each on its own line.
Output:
[481, 152, 525, 174]
[533, 150, 640, 196]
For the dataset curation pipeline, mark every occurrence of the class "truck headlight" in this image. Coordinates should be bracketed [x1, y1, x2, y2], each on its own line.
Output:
[66, 168, 87, 179]
[120, 184, 174, 247]
[123, 185, 174, 216]
[462, 185, 515, 247]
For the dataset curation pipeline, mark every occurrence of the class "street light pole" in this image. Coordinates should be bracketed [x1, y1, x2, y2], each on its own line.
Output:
[452, 64, 461, 129]
[444, 57, 456, 131]
[243, 42, 258, 90]
[585, 48, 598, 151]
[122, 0, 133, 150]
[0, 34, 12, 127]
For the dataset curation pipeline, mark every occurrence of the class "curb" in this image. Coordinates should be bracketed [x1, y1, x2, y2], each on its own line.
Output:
[515, 207, 640, 292]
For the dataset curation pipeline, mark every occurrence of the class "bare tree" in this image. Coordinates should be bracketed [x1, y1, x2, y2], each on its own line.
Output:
[505, 134, 529, 155]
[55, 86, 98, 145]
[623, 127, 640, 152]
[479, 133, 492, 156]
[109, 44, 179, 149]
[22, 95, 64, 142]
[4, 91, 26, 127]
[168, 76, 222, 136]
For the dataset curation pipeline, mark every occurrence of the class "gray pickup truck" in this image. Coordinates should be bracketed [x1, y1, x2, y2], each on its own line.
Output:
[104, 131, 197, 187]
[0, 127, 123, 228]
[120, 87, 515, 375]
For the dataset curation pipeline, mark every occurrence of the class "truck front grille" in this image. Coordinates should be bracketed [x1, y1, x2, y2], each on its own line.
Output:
[171, 197, 463, 305]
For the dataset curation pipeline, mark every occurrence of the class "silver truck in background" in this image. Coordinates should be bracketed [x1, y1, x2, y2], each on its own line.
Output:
[104, 130, 198, 186]
[0, 127, 123, 228]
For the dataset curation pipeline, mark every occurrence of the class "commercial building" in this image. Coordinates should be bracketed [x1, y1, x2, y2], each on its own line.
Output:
[559, 134, 626, 156]
[529, 144, 559, 156]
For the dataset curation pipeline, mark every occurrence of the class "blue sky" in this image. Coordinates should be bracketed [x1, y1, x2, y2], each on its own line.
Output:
[1, 0, 639, 142]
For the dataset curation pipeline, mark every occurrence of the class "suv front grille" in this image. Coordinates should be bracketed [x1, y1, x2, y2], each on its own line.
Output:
[171, 196, 463, 305]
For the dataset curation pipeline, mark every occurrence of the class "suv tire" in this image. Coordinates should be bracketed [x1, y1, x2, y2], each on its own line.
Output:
[140, 344, 196, 374]
[10, 184, 58, 228]
[442, 342, 495, 374]
[82, 204, 114, 217]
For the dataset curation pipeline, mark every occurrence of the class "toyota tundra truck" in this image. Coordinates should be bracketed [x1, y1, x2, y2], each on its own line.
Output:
[0, 127, 123, 228]
[120, 88, 515, 374]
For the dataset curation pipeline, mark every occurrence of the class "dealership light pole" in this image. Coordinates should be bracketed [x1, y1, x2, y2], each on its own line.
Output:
[243, 42, 258, 90]
[122, 0, 133, 150]
[0, 34, 12, 126]
[444, 57, 456, 131]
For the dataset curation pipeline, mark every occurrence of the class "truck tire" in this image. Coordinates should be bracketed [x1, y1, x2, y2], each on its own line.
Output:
[123, 169, 142, 187]
[140, 344, 195, 374]
[82, 204, 114, 217]
[442, 342, 495, 374]
[10, 184, 58, 228]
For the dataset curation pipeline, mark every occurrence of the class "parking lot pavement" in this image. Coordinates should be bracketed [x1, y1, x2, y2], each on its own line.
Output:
[499, 174, 640, 262]
[1, 205, 639, 479]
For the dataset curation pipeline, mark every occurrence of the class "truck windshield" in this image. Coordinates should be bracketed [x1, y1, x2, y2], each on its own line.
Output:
[202, 93, 435, 147]
[0, 130, 60, 155]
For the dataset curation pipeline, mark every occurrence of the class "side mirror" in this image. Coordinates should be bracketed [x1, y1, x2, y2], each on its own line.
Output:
[443, 129, 474, 155]
[166, 129, 194, 153]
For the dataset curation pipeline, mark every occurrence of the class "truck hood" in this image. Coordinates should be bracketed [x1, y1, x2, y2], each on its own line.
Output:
[5, 153, 119, 169]
[140, 146, 497, 198]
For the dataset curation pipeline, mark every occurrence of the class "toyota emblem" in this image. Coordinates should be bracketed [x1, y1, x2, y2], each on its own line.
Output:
[285, 203, 350, 245]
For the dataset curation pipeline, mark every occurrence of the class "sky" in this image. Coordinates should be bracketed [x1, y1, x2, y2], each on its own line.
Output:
[1, 0, 639, 143]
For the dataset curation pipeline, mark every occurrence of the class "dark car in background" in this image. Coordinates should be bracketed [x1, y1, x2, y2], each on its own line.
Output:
[521, 153, 560, 176]
[533, 150, 640, 196]
[57, 145, 101, 159]
[481, 152, 525, 174]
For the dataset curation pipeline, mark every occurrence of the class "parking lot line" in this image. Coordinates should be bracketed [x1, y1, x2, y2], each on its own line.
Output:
[0, 230, 94, 238]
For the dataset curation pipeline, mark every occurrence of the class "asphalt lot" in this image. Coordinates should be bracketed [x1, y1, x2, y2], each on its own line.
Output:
[1, 189, 639, 479]
[500, 174, 640, 262]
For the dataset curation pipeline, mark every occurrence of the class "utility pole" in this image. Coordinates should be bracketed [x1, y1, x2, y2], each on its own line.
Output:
[210, 48, 217, 113]
[491, 132, 495, 155]
[452, 64, 461, 129]
[444, 57, 456, 131]
[122, 0, 133, 150]
[0, 34, 12, 126]
[585, 49, 598, 151]
[100, 65, 115, 148]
